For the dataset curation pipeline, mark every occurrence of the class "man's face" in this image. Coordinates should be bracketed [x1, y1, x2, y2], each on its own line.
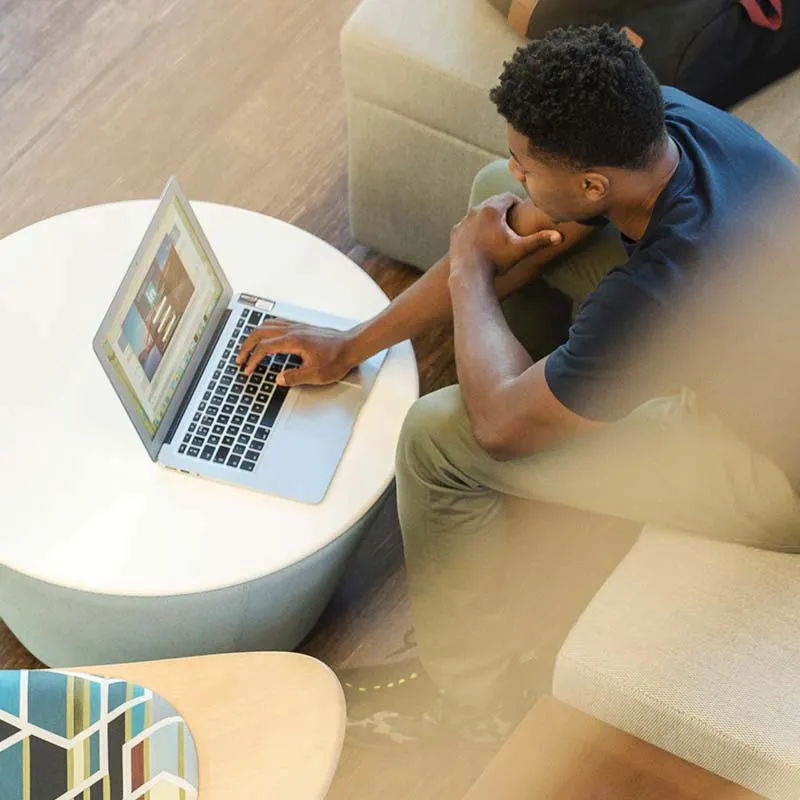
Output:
[507, 126, 608, 224]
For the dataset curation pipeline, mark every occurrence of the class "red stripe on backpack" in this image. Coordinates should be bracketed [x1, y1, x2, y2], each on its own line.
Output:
[739, 0, 783, 31]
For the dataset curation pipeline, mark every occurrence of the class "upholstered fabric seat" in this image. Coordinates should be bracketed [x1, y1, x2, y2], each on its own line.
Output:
[0, 670, 198, 800]
[553, 528, 800, 799]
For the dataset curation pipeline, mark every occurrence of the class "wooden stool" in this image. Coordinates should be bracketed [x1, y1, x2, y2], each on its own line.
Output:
[83, 652, 345, 799]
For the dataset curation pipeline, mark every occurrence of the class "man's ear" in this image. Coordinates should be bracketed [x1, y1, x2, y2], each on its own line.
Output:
[581, 172, 610, 201]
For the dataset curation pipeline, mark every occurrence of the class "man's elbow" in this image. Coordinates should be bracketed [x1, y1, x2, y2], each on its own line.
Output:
[474, 418, 570, 461]
[473, 423, 522, 461]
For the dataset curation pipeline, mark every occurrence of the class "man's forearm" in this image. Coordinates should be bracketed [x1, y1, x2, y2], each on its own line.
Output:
[344, 248, 554, 365]
[449, 254, 533, 442]
[345, 203, 592, 366]
[345, 254, 453, 363]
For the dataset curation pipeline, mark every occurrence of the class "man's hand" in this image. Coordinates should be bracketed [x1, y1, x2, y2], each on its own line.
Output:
[449, 193, 563, 275]
[236, 319, 357, 387]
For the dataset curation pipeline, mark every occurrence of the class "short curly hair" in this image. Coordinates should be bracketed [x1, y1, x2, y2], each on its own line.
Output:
[490, 25, 666, 171]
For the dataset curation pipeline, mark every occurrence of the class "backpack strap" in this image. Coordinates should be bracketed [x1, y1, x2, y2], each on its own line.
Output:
[739, 0, 784, 31]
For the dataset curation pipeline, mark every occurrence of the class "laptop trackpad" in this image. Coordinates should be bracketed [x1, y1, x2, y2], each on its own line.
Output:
[259, 383, 363, 504]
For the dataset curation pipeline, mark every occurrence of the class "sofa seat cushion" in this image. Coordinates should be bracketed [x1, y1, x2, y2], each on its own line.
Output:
[553, 527, 800, 800]
[341, 0, 522, 156]
[0, 670, 199, 799]
[732, 67, 800, 165]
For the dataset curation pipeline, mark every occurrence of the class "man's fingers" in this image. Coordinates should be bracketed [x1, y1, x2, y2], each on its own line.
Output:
[483, 191, 520, 208]
[518, 229, 563, 254]
[242, 340, 275, 373]
[236, 321, 295, 365]
[278, 365, 316, 387]
[243, 337, 306, 374]
[236, 331, 267, 364]
[484, 192, 523, 214]
[498, 191, 523, 208]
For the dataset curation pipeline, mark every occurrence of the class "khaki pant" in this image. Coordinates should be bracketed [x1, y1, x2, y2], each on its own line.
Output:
[397, 160, 800, 710]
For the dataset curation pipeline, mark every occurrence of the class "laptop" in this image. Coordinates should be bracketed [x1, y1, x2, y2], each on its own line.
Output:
[93, 177, 386, 503]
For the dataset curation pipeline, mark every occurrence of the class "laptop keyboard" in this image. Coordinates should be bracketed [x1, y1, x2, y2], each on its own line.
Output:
[176, 308, 300, 472]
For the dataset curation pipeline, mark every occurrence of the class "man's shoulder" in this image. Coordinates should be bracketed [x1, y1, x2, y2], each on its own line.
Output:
[659, 86, 753, 145]
[657, 88, 798, 238]
[660, 85, 793, 169]
[660, 85, 716, 115]
[660, 85, 692, 104]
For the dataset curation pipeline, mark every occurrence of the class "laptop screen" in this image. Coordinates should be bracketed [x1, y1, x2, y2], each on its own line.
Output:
[99, 193, 225, 439]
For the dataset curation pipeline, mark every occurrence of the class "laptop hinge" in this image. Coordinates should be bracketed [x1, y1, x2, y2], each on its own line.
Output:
[239, 292, 276, 313]
[162, 307, 232, 446]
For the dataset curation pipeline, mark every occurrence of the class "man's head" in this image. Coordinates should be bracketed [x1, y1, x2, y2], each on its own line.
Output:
[490, 25, 667, 223]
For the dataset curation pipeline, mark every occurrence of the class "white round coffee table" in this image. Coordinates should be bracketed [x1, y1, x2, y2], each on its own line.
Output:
[0, 200, 418, 667]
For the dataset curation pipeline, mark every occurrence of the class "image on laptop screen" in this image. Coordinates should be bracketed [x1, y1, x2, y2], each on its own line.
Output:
[101, 194, 224, 438]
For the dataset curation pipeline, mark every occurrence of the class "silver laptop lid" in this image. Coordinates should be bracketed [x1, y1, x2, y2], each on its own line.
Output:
[93, 177, 233, 460]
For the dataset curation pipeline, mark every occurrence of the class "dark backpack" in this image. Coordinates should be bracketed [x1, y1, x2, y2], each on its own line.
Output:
[523, 0, 800, 108]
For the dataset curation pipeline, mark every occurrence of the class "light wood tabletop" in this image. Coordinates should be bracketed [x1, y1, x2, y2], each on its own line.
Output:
[80, 652, 346, 799]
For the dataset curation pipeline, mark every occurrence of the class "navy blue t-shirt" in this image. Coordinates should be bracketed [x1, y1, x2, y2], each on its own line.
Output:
[544, 87, 800, 427]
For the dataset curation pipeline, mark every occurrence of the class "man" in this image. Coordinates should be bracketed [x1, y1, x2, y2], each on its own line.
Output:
[238, 25, 800, 745]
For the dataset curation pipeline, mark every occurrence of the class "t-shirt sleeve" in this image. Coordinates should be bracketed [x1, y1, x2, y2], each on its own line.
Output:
[544, 271, 664, 422]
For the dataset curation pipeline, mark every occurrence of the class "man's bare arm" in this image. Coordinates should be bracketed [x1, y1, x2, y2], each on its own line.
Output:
[238, 198, 596, 384]
[446, 202, 601, 459]
[346, 201, 595, 364]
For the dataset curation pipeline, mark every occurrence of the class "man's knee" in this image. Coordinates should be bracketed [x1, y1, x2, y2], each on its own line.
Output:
[469, 159, 525, 210]
[396, 386, 476, 480]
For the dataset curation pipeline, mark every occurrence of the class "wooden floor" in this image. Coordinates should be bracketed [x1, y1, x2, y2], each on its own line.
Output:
[0, 0, 463, 667]
[0, 0, 485, 795]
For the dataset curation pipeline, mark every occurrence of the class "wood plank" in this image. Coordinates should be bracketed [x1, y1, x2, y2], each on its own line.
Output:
[0, 0, 358, 245]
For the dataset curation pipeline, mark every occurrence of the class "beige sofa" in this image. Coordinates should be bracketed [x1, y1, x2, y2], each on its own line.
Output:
[342, 0, 523, 270]
[341, 0, 800, 796]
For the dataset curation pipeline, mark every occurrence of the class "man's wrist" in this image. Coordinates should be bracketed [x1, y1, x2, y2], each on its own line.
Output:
[448, 251, 496, 291]
[344, 319, 387, 366]
[343, 322, 368, 364]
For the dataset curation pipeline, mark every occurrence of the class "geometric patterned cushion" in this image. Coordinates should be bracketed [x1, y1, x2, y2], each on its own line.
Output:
[0, 670, 199, 799]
